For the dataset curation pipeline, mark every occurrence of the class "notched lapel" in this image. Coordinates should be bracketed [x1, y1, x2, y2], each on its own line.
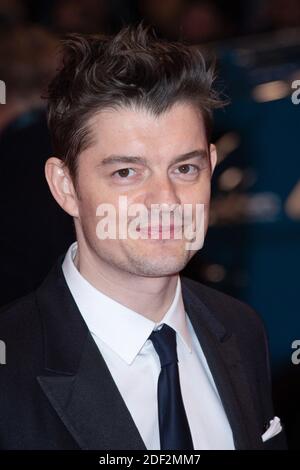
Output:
[38, 333, 147, 450]
[181, 279, 264, 450]
[36, 261, 147, 450]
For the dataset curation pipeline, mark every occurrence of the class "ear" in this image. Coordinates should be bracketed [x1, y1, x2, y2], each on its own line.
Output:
[44, 157, 79, 217]
[209, 143, 217, 176]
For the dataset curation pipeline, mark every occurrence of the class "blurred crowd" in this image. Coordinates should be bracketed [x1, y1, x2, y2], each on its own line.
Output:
[1, 0, 300, 448]
[1, 0, 300, 138]
[1, 0, 300, 305]
[1, 0, 300, 303]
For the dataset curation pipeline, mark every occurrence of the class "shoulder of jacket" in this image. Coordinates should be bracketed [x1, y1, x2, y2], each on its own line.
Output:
[181, 275, 266, 335]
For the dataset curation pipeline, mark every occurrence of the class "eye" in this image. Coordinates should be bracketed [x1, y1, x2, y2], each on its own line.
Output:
[112, 168, 136, 178]
[175, 164, 199, 175]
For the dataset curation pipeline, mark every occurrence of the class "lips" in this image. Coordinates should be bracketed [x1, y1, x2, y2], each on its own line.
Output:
[136, 225, 183, 238]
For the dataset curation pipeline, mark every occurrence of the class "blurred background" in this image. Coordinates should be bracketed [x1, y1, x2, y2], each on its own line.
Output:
[0, 0, 299, 448]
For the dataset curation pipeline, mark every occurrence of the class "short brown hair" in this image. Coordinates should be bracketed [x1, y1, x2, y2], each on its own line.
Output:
[47, 23, 223, 181]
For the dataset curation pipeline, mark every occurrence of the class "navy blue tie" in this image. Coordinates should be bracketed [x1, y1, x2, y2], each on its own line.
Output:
[149, 323, 194, 450]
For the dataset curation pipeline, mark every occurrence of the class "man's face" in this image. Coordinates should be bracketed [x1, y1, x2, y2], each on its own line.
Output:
[70, 102, 216, 277]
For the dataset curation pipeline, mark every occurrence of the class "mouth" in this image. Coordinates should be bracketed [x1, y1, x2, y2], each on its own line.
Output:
[136, 225, 183, 239]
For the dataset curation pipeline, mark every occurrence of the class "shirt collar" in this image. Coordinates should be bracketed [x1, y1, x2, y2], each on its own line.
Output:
[62, 242, 192, 365]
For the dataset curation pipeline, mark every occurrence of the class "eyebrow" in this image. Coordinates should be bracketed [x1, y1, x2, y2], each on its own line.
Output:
[100, 149, 208, 167]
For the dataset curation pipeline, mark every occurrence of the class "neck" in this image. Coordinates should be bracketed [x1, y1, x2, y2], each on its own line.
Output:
[73, 242, 179, 324]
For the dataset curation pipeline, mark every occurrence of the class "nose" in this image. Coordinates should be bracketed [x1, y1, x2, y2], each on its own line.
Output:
[143, 174, 181, 210]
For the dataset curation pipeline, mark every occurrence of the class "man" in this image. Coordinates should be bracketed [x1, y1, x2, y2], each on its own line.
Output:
[0, 24, 286, 450]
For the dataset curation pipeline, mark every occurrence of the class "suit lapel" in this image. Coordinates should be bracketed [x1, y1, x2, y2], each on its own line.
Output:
[35, 258, 263, 450]
[36, 260, 146, 450]
[181, 278, 264, 450]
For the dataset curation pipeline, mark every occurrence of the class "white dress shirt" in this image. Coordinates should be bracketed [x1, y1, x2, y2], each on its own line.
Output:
[62, 242, 234, 450]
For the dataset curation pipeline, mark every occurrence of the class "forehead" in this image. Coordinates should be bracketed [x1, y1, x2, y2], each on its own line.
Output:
[87, 102, 208, 160]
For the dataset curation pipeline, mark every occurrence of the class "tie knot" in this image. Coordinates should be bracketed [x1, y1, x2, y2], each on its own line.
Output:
[149, 324, 178, 367]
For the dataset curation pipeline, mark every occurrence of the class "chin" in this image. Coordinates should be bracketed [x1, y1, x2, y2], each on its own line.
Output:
[129, 253, 191, 277]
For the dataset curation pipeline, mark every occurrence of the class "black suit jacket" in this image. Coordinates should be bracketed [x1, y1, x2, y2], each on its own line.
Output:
[0, 258, 287, 450]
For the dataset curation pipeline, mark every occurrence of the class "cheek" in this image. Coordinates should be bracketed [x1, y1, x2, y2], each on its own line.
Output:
[185, 182, 211, 226]
[73, 201, 98, 248]
[182, 180, 211, 206]
[198, 176, 212, 203]
[77, 174, 105, 217]
[77, 193, 100, 231]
